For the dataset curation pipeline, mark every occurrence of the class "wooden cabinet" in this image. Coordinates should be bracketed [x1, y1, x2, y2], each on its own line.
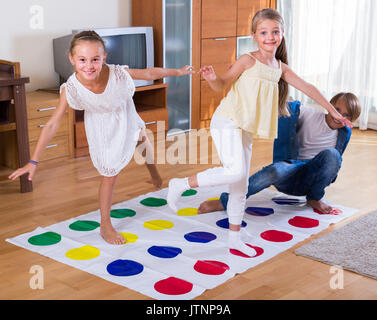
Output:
[237, 0, 273, 36]
[200, 37, 236, 120]
[25, 85, 168, 159]
[26, 91, 73, 161]
[201, 37, 237, 80]
[201, 0, 238, 38]
[132, 0, 276, 129]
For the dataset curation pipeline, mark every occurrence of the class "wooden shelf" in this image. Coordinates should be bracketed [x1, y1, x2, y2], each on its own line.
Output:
[135, 83, 168, 92]
[0, 122, 16, 132]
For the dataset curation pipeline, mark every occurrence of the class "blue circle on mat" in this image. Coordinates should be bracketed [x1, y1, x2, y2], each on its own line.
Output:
[245, 207, 274, 216]
[106, 259, 144, 276]
[184, 231, 217, 243]
[147, 246, 182, 258]
[216, 218, 247, 229]
[272, 197, 302, 205]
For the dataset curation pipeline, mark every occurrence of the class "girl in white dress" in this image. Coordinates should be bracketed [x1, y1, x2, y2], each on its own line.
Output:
[9, 31, 194, 244]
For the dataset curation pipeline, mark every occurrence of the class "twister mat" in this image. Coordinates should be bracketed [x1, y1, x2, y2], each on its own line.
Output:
[6, 186, 358, 299]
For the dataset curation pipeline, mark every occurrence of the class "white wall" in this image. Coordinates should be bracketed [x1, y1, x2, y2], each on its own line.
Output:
[0, 0, 132, 91]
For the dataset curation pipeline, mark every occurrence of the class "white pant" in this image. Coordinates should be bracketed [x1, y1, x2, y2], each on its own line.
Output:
[197, 115, 253, 225]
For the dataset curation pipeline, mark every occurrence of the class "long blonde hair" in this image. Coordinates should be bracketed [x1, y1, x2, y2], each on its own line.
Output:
[251, 8, 289, 117]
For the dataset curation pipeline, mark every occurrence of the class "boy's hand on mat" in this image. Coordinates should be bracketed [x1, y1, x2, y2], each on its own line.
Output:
[8, 162, 37, 181]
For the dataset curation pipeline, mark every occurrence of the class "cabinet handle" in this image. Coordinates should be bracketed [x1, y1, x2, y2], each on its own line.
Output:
[45, 144, 57, 149]
[38, 107, 56, 112]
[145, 121, 156, 125]
[214, 38, 227, 41]
[38, 124, 45, 128]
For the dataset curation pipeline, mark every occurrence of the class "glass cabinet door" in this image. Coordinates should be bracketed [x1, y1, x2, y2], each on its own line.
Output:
[163, 0, 191, 131]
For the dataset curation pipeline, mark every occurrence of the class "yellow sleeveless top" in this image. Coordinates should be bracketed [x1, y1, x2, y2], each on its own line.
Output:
[213, 53, 282, 139]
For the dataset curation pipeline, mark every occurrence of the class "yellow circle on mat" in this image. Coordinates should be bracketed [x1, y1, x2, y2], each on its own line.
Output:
[143, 220, 174, 230]
[177, 208, 198, 216]
[119, 232, 139, 244]
[207, 197, 220, 201]
[65, 245, 100, 260]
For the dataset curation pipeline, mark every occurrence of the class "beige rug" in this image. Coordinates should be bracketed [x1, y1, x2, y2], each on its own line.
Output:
[295, 211, 377, 279]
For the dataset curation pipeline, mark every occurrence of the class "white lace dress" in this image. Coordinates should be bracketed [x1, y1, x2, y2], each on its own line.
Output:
[60, 64, 145, 177]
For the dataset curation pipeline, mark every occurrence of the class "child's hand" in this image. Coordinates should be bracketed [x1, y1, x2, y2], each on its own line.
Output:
[330, 109, 353, 128]
[199, 65, 216, 82]
[178, 65, 195, 76]
[8, 162, 37, 181]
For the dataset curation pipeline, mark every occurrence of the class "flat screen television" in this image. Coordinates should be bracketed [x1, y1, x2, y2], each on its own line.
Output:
[53, 26, 154, 87]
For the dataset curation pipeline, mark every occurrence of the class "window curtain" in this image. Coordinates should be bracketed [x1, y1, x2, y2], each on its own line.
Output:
[277, 0, 377, 130]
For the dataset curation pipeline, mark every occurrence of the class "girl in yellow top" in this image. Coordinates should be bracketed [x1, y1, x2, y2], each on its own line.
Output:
[167, 8, 351, 256]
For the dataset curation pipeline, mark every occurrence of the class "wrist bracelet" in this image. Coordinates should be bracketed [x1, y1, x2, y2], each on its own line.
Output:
[29, 160, 38, 166]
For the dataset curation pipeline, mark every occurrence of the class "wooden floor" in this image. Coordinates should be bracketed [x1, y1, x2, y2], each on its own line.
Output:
[0, 128, 376, 300]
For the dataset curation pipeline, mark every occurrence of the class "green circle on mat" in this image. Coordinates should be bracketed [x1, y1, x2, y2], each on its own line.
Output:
[182, 189, 197, 197]
[28, 232, 61, 246]
[140, 197, 167, 207]
[110, 208, 136, 219]
[69, 220, 100, 231]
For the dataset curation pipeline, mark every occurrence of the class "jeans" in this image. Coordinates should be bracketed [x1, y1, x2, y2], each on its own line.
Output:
[220, 148, 342, 210]
[197, 115, 253, 225]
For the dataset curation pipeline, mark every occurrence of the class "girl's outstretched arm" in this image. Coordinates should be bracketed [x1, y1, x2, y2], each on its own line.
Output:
[8, 89, 69, 181]
[126, 65, 194, 81]
[281, 63, 352, 127]
[200, 53, 255, 92]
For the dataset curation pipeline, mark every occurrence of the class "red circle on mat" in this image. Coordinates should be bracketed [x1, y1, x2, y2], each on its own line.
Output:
[194, 260, 230, 275]
[260, 230, 293, 242]
[313, 208, 342, 215]
[154, 277, 193, 295]
[288, 216, 319, 228]
[229, 244, 264, 258]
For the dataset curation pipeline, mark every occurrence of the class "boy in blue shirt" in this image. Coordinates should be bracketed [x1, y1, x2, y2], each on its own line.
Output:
[198, 92, 361, 214]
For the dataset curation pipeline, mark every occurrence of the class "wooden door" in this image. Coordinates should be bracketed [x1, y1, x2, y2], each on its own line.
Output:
[201, 0, 237, 38]
[200, 37, 236, 120]
[237, 0, 272, 36]
[201, 37, 237, 79]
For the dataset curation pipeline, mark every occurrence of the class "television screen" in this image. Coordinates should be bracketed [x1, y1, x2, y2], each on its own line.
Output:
[102, 34, 147, 69]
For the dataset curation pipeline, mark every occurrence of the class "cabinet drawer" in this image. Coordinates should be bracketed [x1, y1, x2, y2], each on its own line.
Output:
[201, 0, 237, 38]
[138, 108, 169, 133]
[28, 114, 68, 142]
[200, 81, 228, 121]
[26, 92, 60, 120]
[29, 135, 69, 162]
[201, 37, 236, 79]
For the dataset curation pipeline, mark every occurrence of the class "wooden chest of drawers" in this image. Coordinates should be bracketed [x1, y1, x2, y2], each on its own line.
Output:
[26, 91, 73, 161]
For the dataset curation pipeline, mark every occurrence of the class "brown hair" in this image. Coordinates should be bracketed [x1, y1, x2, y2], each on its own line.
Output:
[69, 30, 106, 55]
[251, 8, 289, 117]
[330, 92, 361, 122]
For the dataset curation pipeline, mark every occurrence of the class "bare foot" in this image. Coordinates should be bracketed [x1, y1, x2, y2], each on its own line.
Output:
[307, 199, 333, 213]
[198, 199, 224, 214]
[100, 224, 126, 245]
